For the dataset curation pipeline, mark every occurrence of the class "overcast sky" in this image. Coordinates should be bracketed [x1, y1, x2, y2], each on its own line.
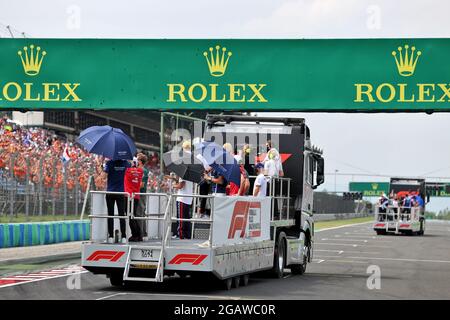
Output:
[1, 0, 450, 211]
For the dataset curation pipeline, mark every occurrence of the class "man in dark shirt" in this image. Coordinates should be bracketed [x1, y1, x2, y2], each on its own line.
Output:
[104, 159, 131, 243]
[203, 169, 227, 194]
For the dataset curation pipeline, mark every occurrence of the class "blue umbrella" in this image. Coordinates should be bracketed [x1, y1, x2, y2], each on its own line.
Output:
[76, 125, 136, 160]
[195, 141, 241, 186]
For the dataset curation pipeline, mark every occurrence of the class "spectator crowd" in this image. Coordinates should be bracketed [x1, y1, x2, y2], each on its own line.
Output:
[0, 114, 164, 195]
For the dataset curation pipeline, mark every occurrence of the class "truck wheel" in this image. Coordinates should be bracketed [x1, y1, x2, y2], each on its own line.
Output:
[109, 272, 124, 287]
[233, 276, 240, 288]
[272, 232, 286, 278]
[418, 221, 425, 236]
[291, 238, 310, 275]
[241, 274, 250, 286]
[224, 278, 233, 290]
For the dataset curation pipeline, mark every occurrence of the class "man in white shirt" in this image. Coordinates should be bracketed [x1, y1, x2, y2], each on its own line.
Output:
[263, 146, 284, 177]
[263, 142, 284, 218]
[172, 176, 193, 239]
[253, 163, 267, 197]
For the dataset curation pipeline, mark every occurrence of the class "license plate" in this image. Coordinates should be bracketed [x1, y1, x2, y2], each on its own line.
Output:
[130, 248, 159, 261]
[141, 249, 153, 258]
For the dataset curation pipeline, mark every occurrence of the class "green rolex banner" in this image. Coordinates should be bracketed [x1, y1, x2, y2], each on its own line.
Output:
[349, 182, 390, 197]
[1, 38, 450, 111]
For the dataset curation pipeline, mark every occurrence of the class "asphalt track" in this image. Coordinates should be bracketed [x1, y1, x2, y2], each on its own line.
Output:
[0, 220, 449, 300]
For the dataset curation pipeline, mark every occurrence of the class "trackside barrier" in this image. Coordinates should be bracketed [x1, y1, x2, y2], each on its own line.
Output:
[0, 220, 90, 248]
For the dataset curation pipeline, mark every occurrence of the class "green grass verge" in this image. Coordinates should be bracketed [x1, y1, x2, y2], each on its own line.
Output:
[2, 214, 374, 228]
[315, 216, 373, 231]
[0, 215, 82, 224]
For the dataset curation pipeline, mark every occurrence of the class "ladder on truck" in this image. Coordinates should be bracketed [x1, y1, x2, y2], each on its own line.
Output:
[122, 192, 172, 283]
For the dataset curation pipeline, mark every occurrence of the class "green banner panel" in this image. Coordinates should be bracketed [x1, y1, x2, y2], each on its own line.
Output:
[1, 38, 450, 111]
[349, 182, 390, 197]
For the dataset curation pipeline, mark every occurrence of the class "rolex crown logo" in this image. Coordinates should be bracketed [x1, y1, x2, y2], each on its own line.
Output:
[17, 44, 47, 76]
[372, 183, 378, 190]
[203, 45, 232, 77]
[392, 44, 421, 77]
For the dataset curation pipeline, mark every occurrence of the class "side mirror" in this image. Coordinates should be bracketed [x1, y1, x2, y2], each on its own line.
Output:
[316, 156, 325, 186]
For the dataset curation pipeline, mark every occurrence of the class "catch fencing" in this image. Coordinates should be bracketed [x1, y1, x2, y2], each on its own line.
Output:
[0, 151, 95, 218]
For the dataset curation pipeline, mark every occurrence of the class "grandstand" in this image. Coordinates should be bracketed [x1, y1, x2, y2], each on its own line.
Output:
[0, 110, 208, 217]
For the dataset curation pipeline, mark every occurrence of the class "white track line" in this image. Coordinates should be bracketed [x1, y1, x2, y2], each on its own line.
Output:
[321, 238, 369, 242]
[342, 256, 450, 264]
[313, 259, 325, 264]
[337, 235, 377, 239]
[96, 292, 242, 301]
[315, 222, 372, 233]
[315, 249, 344, 254]
[316, 259, 369, 264]
[315, 242, 389, 248]
[0, 271, 89, 289]
[315, 249, 380, 255]
[314, 255, 450, 264]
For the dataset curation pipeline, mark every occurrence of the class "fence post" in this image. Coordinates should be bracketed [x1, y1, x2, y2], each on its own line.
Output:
[80, 175, 92, 221]
[63, 161, 67, 217]
[38, 155, 44, 216]
[25, 156, 30, 217]
[9, 154, 15, 217]
[52, 156, 57, 216]
[74, 161, 79, 217]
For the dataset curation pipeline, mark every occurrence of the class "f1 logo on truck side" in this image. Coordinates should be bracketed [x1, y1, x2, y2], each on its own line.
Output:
[168, 254, 208, 265]
[86, 250, 125, 262]
[228, 201, 261, 239]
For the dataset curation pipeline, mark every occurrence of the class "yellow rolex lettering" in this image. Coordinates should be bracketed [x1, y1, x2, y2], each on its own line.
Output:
[43, 83, 60, 101]
[417, 84, 435, 102]
[354, 84, 375, 102]
[248, 84, 267, 102]
[62, 83, 81, 101]
[24, 83, 41, 101]
[188, 83, 207, 102]
[375, 83, 395, 103]
[228, 84, 246, 102]
[397, 84, 415, 102]
[167, 84, 187, 102]
[3, 82, 22, 101]
[209, 84, 226, 102]
[437, 84, 450, 102]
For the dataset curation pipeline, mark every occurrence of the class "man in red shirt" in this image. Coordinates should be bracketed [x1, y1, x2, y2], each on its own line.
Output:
[125, 158, 144, 242]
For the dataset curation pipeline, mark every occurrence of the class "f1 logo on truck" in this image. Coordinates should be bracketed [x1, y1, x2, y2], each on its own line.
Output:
[228, 201, 261, 239]
[87, 250, 125, 262]
[169, 254, 208, 265]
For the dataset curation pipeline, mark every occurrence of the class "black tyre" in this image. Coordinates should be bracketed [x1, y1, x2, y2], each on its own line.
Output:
[291, 235, 310, 275]
[418, 220, 425, 236]
[109, 272, 123, 287]
[241, 274, 250, 286]
[272, 232, 286, 278]
[233, 276, 240, 288]
[224, 278, 233, 290]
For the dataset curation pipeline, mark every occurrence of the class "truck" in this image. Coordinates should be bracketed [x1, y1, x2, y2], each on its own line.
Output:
[373, 177, 426, 236]
[81, 114, 325, 289]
